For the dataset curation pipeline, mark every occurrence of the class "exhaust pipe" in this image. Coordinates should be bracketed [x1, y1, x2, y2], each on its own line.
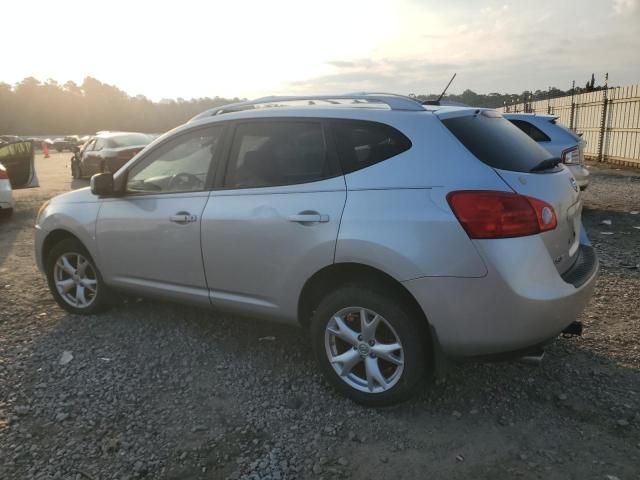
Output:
[519, 349, 545, 366]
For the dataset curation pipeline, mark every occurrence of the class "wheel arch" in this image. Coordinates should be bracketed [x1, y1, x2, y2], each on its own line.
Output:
[41, 229, 85, 266]
[298, 262, 430, 331]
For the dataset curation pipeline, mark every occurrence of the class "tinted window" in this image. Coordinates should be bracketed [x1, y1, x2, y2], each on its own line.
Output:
[83, 139, 96, 152]
[442, 113, 554, 173]
[331, 120, 411, 174]
[509, 119, 551, 142]
[126, 126, 224, 194]
[94, 138, 106, 151]
[224, 121, 333, 188]
[107, 133, 152, 148]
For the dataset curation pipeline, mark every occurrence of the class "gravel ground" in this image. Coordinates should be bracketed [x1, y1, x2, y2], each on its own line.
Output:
[1, 154, 639, 480]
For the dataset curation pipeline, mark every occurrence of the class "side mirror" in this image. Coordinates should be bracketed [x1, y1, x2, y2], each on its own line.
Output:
[90, 172, 114, 196]
[73, 146, 80, 153]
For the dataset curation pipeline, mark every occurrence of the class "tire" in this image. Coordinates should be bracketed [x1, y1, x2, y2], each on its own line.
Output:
[71, 161, 80, 179]
[311, 284, 430, 406]
[45, 238, 112, 314]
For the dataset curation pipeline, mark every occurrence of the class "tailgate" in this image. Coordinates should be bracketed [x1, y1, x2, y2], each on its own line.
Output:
[495, 167, 582, 274]
[439, 109, 583, 274]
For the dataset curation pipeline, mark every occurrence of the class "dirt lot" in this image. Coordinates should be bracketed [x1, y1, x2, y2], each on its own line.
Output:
[1, 153, 639, 480]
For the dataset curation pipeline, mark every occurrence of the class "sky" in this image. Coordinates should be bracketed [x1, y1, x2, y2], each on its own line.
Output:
[2, 0, 639, 100]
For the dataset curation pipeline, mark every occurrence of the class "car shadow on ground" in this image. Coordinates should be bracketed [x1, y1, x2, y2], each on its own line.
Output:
[0, 204, 30, 269]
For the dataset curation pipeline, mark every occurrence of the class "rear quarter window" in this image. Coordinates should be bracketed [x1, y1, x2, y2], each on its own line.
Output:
[442, 113, 554, 173]
[330, 120, 411, 174]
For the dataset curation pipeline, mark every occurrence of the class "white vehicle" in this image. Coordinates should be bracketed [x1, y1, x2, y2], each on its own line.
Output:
[0, 139, 40, 214]
[0, 163, 14, 212]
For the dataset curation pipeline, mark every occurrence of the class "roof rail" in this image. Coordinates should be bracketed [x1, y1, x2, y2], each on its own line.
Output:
[189, 93, 425, 122]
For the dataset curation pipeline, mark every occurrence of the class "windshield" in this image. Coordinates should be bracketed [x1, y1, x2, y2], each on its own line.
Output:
[106, 133, 152, 149]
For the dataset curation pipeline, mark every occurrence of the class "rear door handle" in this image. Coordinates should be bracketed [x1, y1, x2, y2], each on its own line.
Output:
[287, 213, 330, 223]
[169, 212, 198, 224]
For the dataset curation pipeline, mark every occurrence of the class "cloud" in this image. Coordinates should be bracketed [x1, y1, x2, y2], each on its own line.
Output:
[612, 0, 638, 15]
[286, 0, 640, 95]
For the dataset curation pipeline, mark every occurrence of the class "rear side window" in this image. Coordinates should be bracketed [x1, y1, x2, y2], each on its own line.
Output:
[331, 120, 411, 174]
[224, 121, 335, 189]
[509, 119, 551, 142]
[442, 113, 554, 173]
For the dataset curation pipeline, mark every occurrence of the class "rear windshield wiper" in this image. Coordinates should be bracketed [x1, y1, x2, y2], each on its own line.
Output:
[530, 157, 561, 172]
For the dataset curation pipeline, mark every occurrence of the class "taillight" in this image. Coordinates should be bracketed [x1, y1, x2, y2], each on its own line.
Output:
[561, 146, 581, 165]
[447, 191, 557, 239]
[0, 166, 8, 180]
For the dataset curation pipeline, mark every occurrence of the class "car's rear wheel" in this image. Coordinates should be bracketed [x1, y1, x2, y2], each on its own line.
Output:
[311, 285, 429, 406]
[45, 238, 111, 314]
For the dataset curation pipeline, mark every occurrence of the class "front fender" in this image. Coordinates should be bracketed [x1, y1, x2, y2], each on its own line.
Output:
[36, 201, 102, 271]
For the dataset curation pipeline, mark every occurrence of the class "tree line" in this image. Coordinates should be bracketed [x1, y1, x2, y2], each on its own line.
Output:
[0, 75, 608, 135]
[0, 77, 244, 136]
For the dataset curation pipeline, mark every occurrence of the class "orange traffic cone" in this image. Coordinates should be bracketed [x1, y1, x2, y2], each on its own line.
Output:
[43, 142, 50, 158]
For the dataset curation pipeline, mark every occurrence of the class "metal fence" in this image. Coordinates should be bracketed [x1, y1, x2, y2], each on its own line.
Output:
[500, 84, 640, 167]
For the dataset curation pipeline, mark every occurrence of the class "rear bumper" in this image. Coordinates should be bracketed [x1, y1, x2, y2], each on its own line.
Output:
[0, 183, 13, 209]
[403, 234, 598, 357]
[568, 164, 590, 189]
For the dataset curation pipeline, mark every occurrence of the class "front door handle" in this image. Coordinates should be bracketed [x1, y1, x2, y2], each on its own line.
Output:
[287, 213, 330, 224]
[169, 212, 198, 224]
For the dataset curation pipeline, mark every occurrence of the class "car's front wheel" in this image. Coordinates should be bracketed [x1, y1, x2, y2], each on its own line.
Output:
[311, 285, 430, 406]
[45, 238, 111, 314]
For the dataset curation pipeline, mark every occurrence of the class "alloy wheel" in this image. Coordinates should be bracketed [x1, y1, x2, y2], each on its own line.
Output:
[53, 252, 98, 308]
[325, 307, 404, 393]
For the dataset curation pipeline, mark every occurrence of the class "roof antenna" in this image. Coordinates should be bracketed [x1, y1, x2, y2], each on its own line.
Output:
[423, 73, 456, 105]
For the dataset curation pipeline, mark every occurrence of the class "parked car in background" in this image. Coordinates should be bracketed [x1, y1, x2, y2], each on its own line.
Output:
[0, 163, 14, 214]
[36, 94, 597, 406]
[71, 132, 153, 179]
[0, 135, 23, 146]
[504, 113, 589, 190]
[0, 139, 40, 214]
[52, 136, 81, 152]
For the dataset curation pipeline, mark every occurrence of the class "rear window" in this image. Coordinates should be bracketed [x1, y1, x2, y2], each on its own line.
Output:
[442, 113, 554, 173]
[330, 120, 411, 174]
[106, 133, 152, 148]
[508, 119, 551, 142]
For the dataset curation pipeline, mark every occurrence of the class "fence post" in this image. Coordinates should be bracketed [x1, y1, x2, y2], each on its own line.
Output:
[569, 80, 576, 131]
[597, 73, 609, 162]
[547, 86, 551, 115]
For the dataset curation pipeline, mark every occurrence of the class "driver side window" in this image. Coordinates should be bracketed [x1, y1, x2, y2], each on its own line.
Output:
[126, 126, 224, 194]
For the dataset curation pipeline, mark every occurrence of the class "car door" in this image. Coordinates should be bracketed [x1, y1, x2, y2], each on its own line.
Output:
[0, 139, 39, 188]
[95, 124, 226, 305]
[201, 119, 346, 321]
[83, 137, 106, 176]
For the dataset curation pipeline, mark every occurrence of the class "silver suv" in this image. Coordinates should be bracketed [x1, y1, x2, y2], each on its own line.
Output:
[504, 113, 590, 190]
[35, 94, 598, 405]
